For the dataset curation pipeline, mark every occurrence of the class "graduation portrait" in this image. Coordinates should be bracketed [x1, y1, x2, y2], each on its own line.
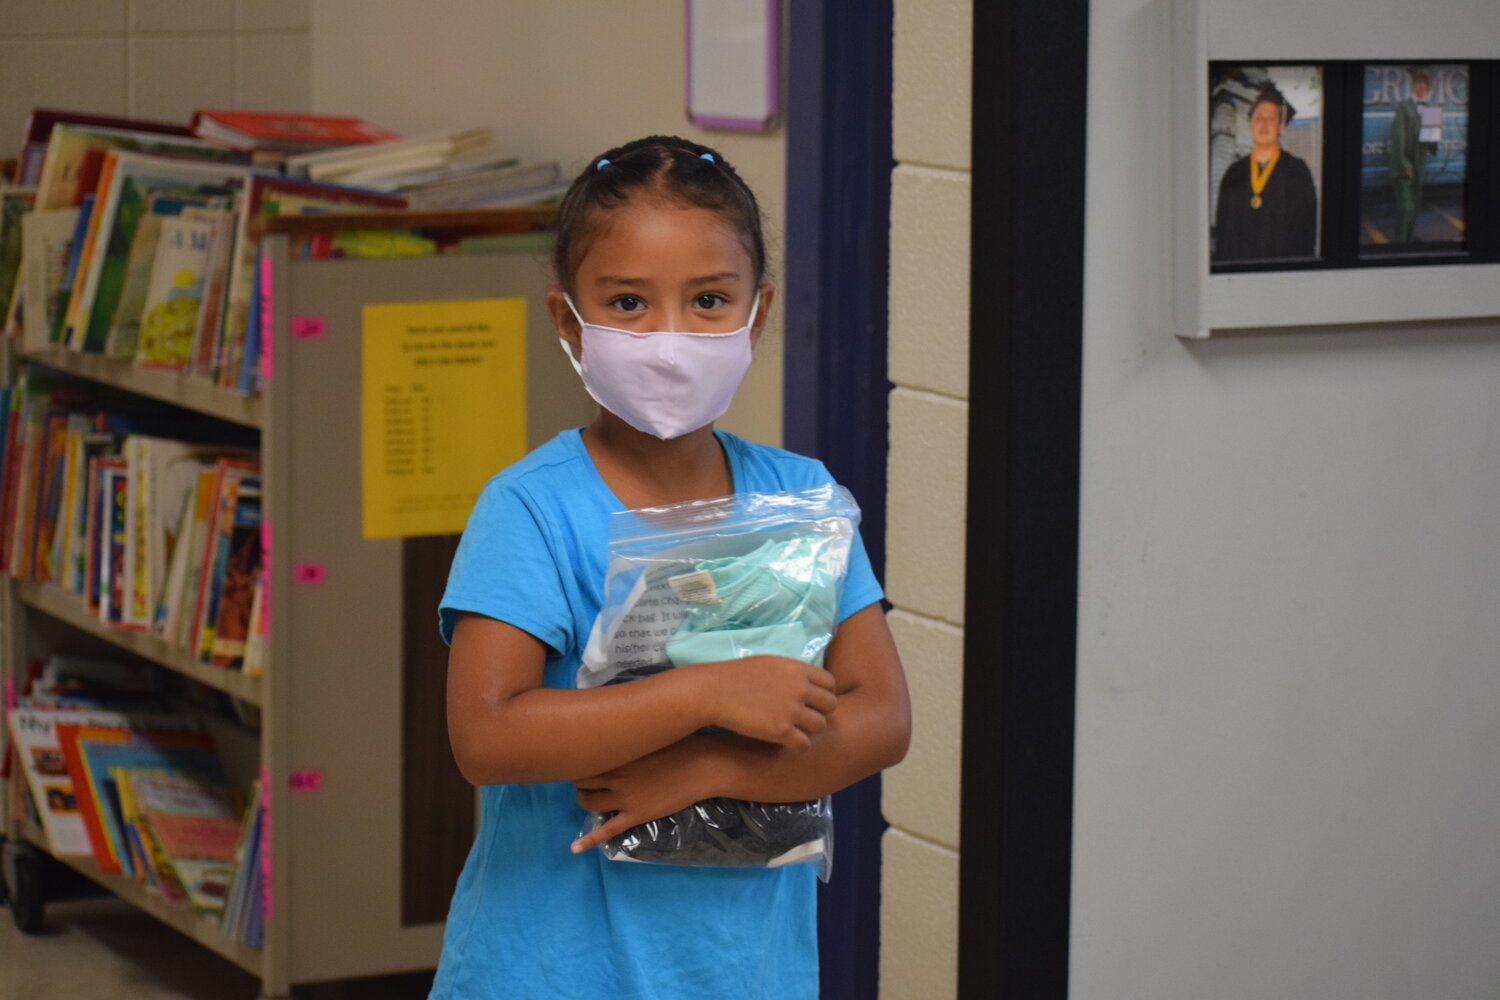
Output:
[1208, 64, 1323, 266]
[1359, 63, 1470, 255]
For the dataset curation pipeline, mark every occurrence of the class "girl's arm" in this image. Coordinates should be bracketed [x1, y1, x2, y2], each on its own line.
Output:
[570, 602, 911, 853]
[446, 612, 839, 786]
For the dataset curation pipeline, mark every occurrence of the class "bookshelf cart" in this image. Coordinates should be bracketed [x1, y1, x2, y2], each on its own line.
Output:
[0, 221, 591, 998]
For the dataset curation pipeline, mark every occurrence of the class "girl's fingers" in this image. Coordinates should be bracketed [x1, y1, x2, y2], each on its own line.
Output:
[806, 686, 838, 714]
[808, 667, 837, 690]
[795, 707, 829, 735]
[571, 812, 634, 854]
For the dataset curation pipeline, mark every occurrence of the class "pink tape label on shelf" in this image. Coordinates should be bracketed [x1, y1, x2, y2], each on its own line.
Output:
[293, 562, 326, 585]
[259, 764, 272, 920]
[289, 770, 324, 791]
[290, 316, 327, 340]
[259, 257, 275, 380]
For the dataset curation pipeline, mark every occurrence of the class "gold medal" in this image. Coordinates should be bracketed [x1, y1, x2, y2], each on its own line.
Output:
[1248, 149, 1279, 213]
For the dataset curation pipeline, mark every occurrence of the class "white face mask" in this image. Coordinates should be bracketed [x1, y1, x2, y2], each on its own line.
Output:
[561, 293, 759, 440]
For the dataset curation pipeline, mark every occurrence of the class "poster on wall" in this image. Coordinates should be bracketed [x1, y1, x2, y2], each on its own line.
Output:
[1208, 64, 1324, 267]
[1358, 63, 1471, 256]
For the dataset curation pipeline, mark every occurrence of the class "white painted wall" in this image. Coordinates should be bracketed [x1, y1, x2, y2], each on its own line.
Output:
[1073, 1, 1500, 997]
[309, 0, 786, 446]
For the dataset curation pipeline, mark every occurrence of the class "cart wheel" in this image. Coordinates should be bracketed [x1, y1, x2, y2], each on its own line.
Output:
[9, 843, 44, 934]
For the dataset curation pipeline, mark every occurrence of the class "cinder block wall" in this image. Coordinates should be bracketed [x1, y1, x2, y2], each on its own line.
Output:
[880, 1, 971, 997]
[0, 0, 310, 150]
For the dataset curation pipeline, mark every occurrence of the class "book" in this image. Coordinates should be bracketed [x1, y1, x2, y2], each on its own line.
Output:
[18, 109, 195, 187]
[48, 194, 96, 344]
[198, 477, 260, 662]
[62, 150, 251, 353]
[133, 214, 216, 369]
[0, 187, 36, 333]
[105, 195, 229, 360]
[33, 123, 248, 213]
[4, 706, 191, 856]
[209, 485, 262, 668]
[54, 722, 222, 875]
[283, 126, 497, 182]
[18, 208, 79, 344]
[128, 770, 242, 911]
[124, 436, 245, 634]
[214, 176, 404, 387]
[185, 458, 258, 654]
[190, 109, 398, 153]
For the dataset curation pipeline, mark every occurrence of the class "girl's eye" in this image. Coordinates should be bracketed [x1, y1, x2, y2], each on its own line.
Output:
[693, 293, 727, 310]
[611, 295, 645, 312]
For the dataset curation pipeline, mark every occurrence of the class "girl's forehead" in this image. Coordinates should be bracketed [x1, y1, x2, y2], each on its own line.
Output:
[579, 202, 753, 279]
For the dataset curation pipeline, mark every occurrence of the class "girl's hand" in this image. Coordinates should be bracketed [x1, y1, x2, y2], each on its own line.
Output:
[694, 655, 838, 749]
[571, 742, 708, 854]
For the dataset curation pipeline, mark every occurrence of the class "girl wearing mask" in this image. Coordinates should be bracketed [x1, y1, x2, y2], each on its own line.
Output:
[431, 135, 910, 1000]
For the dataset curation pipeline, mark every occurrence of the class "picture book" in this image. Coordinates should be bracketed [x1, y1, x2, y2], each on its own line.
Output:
[185, 458, 258, 655]
[54, 722, 221, 875]
[210, 486, 262, 668]
[98, 462, 132, 626]
[198, 477, 260, 663]
[190, 109, 398, 153]
[0, 187, 35, 332]
[32, 123, 248, 213]
[133, 214, 216, 370]
[187, 194, 240, 379]
[156, 463, 216, 641]
[47, 194, 95, 345]
[215, 176, 404, 386]
[62, 150, 251, 353]
[18, 108, 195, 186]
[4, 707, 191, 856]
[129, 770, 242, 911]
[84, 456, 125, 617]
[124, 436, 251, 637]
[105, 195, 228, 360]
[113, 767, 188, 900]
[18, 207, 79, 345]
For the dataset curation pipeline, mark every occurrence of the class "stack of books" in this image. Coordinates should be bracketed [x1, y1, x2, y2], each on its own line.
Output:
[282, 125, 567, 210]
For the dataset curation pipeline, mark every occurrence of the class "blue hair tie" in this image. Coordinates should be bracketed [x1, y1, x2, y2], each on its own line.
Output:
[700, 153, 714, 163]
[596, 158, 611, 170]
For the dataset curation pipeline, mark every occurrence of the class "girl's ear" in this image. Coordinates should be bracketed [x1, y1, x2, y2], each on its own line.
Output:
[750, 283, 775, 348]
[547, 288, 584, 361]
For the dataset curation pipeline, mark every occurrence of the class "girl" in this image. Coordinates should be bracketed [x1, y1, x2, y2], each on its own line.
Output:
[432, 135, 910, 1000]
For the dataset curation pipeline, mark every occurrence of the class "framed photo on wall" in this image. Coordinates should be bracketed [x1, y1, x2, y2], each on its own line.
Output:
[1358, 63, 1471, 257]
[1208, 64, 1325, 267]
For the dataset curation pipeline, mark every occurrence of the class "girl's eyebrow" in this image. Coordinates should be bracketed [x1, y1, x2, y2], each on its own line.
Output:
[593, 273, 741, 287]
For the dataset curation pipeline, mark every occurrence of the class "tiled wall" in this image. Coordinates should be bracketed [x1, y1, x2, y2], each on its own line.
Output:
[881, 0, 971, 997]
[0, 0, 310, 153]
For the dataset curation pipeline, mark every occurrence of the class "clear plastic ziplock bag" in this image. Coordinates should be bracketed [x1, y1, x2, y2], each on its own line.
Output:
[577, 484, 861, 881]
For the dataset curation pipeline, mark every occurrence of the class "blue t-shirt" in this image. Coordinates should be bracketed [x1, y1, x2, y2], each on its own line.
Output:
[430, 428, 884, 1000]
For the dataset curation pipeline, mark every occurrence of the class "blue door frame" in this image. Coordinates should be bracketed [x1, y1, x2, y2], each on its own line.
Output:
[782, 4, 893, 998]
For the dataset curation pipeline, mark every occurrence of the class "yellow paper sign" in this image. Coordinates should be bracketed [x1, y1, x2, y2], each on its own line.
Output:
[362, 298, 527, 539]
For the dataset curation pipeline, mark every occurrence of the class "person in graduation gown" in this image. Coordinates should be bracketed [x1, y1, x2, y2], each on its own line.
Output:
[1213, 88, 1318, 263]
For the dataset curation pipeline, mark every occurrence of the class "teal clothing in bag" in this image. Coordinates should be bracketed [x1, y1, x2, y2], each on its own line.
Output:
[432, 429, 883, 1000]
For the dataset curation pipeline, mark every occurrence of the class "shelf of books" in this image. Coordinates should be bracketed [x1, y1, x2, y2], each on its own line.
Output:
[17, 809, 265, 973]
[0, 107, 590, 999]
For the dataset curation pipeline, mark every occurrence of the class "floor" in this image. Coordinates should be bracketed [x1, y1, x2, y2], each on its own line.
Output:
[0, 893, 434, 1000]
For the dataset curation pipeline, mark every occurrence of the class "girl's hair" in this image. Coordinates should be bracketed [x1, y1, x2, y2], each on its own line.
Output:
[551, 135, 767, 293]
